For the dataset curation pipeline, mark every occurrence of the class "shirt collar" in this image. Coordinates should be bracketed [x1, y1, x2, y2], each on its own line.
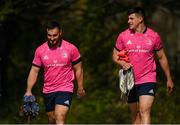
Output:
[129, 26, 147, 34]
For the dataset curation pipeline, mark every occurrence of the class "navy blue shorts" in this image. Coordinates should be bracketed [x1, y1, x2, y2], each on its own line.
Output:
[43, 91, 73, 112]
[127, 82, 156, 103]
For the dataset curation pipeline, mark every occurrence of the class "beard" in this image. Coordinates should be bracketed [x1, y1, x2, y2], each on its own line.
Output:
[48, 38, 61, 48]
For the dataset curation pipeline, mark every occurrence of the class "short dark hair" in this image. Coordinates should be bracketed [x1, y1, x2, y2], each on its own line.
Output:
[127, 7, 145, 18]
[46, 21, 61, 30]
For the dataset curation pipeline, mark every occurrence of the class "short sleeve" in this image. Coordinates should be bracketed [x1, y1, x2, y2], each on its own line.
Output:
[154, 33, 163, 51]
[32, 48, 42, 68]
[71, 45, 81, 65]
[115, 33, 124, 51]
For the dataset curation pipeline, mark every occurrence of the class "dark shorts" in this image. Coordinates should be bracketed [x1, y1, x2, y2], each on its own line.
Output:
[43, 91, 73, 112]
[128, 82, 156, 103]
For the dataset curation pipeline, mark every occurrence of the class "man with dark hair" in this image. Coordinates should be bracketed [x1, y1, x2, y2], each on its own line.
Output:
[112, 7, 174, 124]
[127, 7, 145, 18]
[24, 21, 85, 124]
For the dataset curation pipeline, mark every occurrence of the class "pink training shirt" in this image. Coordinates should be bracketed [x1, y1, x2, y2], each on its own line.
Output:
[32, 40, 81, 93]
[115, 28, 163, 85]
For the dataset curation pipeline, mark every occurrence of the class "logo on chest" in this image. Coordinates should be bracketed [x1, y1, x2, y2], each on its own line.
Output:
[126, 40, 132, 45]
[146, 39, 152, 46]
[62, 53, 68, 58]
[43, 55, 49, 60]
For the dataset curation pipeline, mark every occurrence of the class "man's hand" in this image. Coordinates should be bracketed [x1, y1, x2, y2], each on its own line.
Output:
[167, 79, 174, 93]
[120, 61, 132, 70]
[117, 49, 132, 70]
[77, 88, 85, 98]
[24, 91, 33, 96]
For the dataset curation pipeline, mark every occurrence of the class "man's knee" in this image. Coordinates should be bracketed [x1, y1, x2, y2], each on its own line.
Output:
[55, 112, 66, 124]
[47, 112, 55, 124]
[139, 108, 151, 116]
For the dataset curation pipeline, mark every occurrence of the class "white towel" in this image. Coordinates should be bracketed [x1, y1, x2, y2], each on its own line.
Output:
[119, 68, 134, 96]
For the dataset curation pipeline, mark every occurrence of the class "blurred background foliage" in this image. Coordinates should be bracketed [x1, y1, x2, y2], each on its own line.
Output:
[0, 0, 180, 124]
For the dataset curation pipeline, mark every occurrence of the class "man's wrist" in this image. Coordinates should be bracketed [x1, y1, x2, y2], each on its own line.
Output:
[78, 87, 84, 90]
[119, 61, 126, 67]
[166, 76, 172, 81]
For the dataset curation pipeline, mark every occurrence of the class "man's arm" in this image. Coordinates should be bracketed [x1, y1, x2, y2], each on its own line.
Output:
[25, 65, 40, 96]
[112, 48, 132, 70]
[156, 48, 174, 93]
[73, 62, 85, 97]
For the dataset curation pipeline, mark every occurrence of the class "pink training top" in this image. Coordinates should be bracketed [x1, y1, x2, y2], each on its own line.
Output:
[32, 40, 81, 93]
[115, 28, 163, 85]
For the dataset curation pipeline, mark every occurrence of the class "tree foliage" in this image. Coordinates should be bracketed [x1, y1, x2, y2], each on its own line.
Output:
[0, 0, 180, 123]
